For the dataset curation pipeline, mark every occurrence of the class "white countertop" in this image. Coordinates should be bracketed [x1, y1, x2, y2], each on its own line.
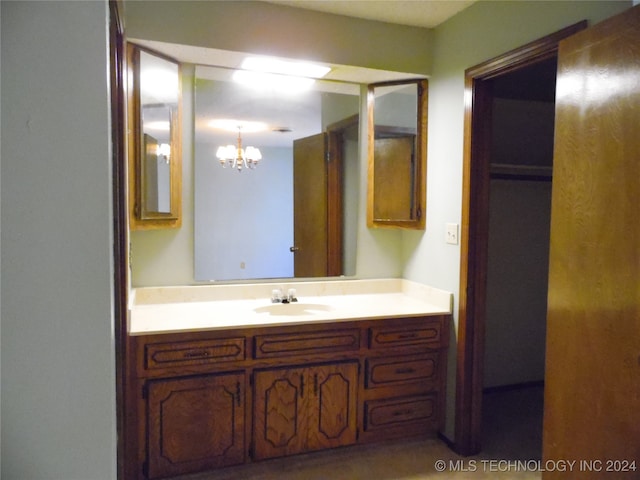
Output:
[129, 279, 453, 336]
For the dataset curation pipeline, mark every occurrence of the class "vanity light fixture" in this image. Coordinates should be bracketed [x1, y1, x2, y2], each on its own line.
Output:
[216, 126, 262, 172]
[233, 56, 331, 92]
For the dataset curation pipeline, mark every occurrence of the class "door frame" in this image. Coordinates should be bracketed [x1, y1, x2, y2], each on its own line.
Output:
[454, 21, 587, 456]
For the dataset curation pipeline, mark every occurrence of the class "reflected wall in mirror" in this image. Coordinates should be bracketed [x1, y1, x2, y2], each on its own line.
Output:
[127, 44, 182, 229]
[367, 79, 427, 229]
[194, 64, 360, 281]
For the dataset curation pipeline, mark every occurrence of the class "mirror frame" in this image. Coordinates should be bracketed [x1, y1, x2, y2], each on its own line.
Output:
[367, 79, 428, 229]
[127, 43, 182, 230]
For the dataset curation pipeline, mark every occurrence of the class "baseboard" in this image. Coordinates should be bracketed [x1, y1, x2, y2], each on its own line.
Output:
[437, 431, 456, 450]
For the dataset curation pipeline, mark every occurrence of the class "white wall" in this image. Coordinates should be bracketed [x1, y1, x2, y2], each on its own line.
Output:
[485, 179, 552, 387]
[1, 2, 116, 479]
[195, 146, 294, 281]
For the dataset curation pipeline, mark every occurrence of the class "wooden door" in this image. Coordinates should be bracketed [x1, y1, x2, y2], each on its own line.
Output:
[147, 373, 245, 478]
[293, 133, 343, 277]
[543, 6, 640, 478]
[253, 367, 309, 460]
[308, 362, 358, 451]
[293, 133, 329, 278]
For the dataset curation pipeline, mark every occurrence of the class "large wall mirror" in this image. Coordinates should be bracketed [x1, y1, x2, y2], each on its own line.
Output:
[367, 79, 427, 229]
[194, 64, 360, 281]
[127, 44, 182, 229]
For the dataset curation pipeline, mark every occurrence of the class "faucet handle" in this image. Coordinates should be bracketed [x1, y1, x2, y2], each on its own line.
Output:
[287, 288, 298, 303]
[271, 289, 283, 303]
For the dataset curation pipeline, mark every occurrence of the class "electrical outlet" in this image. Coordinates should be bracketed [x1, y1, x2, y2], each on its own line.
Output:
[446, 223, 459, 245]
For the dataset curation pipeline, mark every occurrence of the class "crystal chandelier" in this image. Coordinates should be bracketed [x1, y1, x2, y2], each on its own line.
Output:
[216, 126, 262, 172]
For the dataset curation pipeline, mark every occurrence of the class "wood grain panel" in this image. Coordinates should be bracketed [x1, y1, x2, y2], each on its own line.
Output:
[366, 353, 439, 389]
[253, 367, 307, 460]
[369, 322, 440, 349]
[147, 373, 245, 478]
[373, 136, 415, 221]
[312, 362, 358, 450]
[364, 394, 437, 431]
[145, 337, 245, 370]
[543, 6, 640, 478]
[254, 329, 360, 359]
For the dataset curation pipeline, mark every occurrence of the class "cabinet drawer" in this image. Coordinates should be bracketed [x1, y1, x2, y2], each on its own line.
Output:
[364, 394, 437, 432]
[254, 329, 360, 359]
[369, 321, 440, 349]
[365, 353, 439, 389]
[145, 337, 245, 370]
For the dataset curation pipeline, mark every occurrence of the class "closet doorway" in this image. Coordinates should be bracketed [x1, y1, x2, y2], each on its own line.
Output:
[454, 21, 587, 456]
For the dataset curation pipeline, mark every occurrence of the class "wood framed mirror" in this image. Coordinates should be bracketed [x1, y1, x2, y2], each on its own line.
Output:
[367, 79, 427, 229]
[127, 43, 182, 229]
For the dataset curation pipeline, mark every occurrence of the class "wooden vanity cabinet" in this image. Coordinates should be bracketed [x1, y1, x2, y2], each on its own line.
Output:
[129, 315, 449, 479]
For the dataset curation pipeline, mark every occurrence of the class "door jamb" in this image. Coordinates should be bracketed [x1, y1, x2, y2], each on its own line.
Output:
[454, 20, 587, 456]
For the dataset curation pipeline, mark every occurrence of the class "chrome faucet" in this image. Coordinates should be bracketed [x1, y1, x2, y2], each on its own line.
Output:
[271, 288, 298, 303]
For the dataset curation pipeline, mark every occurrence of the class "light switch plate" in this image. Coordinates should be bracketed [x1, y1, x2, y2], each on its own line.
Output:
[446, 223, 459, 245]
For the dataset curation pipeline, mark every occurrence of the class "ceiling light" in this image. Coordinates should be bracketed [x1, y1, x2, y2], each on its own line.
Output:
[215, 126, 262, 172]
[240, 56, 331, 78]
[232, 70, 316, 92]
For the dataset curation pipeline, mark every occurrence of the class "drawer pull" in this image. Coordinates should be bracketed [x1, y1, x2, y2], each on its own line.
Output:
[392, 409, 413, 417]
[395, 367, 416, 374]
[183, 350, 210, 358]
[300, 374, 305, 398]
[398, 333, 418, 339]
[235, 382, 241, 407]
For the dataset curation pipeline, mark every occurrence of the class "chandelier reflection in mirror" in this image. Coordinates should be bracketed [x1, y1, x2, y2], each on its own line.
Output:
[215, 125, 263, 172]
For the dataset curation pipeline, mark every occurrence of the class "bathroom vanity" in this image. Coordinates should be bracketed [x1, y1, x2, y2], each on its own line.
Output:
[127, 280, 452, 479]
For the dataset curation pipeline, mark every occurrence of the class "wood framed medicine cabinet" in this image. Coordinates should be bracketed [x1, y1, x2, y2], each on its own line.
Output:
[367, 79, 427, 229]
[127, 43, 182, 230]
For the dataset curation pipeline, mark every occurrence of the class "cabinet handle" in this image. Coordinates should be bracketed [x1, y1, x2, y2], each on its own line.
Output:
[300, 374, 305, 398]
[392, 409, 413, 417]
[183, 349, 210, 358]
[236, 382, 241, 406]
[398, 333, 418, 340]
[314, 373, 318, 396]
[395, 367, 416, 374]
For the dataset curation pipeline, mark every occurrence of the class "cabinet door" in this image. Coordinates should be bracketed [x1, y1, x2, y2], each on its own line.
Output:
[147, 373, 245, 479]
[253, 362, 358, 460]
[308, 362, 358, 451]
[253, 366, 309, 460]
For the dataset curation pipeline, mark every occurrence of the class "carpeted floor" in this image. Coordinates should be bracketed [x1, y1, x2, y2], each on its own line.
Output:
[175, 385, 544, 480]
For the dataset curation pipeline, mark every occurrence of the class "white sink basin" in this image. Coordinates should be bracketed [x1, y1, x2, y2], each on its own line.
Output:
[253, 303, 334, 316]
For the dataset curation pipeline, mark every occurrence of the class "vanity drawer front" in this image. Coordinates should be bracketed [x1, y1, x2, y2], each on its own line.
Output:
[145, 337, 245, 370]
[254, 329, 360, 359]
[364, 394, 438, 432]
[365, 353, 439, 389]
[369, 321, 441, 349]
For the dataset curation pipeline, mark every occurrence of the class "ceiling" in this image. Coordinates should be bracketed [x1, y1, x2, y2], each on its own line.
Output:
[263, 1, 477, 29]
[133, 1, 479, 83]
